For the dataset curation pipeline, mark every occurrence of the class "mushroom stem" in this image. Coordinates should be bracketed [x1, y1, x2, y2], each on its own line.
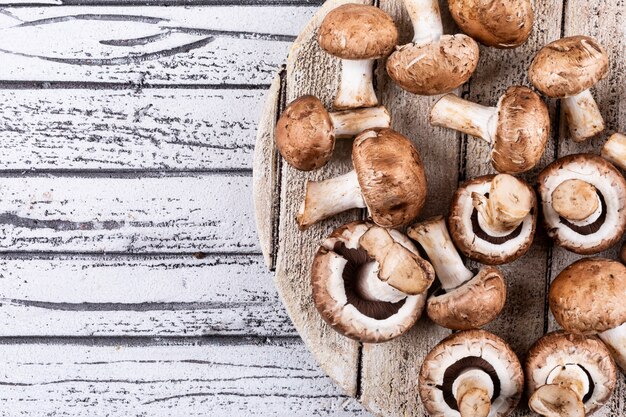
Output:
[403, 0, 443, 45]
[330, 106, 391, 138]
[334, 59, 378, 110]
[454, 369, 493, 417]
[409, 217, 474, 291]
[472, 174, 533, 236]
[546, 364, 590, 399]
[430, 94, 497, 144]
[355, 261, 406, 303]
[529, 384, 585, 417]
[551, 179, 602, 224]
[599, 322, 626, 373]
[563, 89, 605, 142]
[297, 170, 366, 229]
[601, 132, 626, 170]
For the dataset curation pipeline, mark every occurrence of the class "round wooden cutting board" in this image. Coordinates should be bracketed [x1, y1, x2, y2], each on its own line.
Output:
[252, 1, 625, 416]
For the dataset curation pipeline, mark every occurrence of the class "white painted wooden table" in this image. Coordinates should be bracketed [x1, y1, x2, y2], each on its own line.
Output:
[0, 2, 369, 415]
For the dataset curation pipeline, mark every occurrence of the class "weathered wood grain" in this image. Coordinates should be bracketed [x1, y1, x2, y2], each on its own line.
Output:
[547, 1, 626, 415]
[0, 174, 257, 253]
[272, 0, 373, 397]
[0, 254, 299, 336]
[0, 88, 264, 171]
[0, 6, 316, 85]
[0, 337, 369, 416]
[359, 2, 460, 415]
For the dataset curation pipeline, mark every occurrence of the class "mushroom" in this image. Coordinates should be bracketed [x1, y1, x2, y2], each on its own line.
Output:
[311, 221, 435, 343]
[526, 331, 617, 417]
[448, 174, 537, 265]
[537, 154, 626, 254]
[447, 0, 534, 49]
[529, 36, 609, 142]
[297, 128, 427, 229]
[408, 216, 506, 330]
[430, 86, 550, 174]
[419, 329, 524, 417]
[549, 258, 626, 374]
[601, 132, 626, 171]
[276, 95, 391, 171]
[386, 0, 479, 96]
[318, 4, 398, 110]
[621, 242, 626, 265]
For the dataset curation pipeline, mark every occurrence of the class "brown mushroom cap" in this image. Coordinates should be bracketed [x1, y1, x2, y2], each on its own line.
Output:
[449, 175, 537, 265]
[318, 4, 398, 60]
[386, 34, 479, 96]
[275, 95, 334, 171]
[538, 154, 626, 254]
[419, 329, 524, 417]
[311, 221, 431, 343]
[448, 0, 534, 48]
[529, 36, 609, 98]
[526, 331, 617, 415]
[492, 86, 550, 174]
[352, 128, 427, 228]
[427, 266, 507, 330]
[549, 258, 626, 335]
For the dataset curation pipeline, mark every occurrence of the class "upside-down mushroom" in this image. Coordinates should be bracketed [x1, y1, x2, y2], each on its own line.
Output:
[538, 154, 626, 254]
[449, 174, 537, 265]
[430, 86, 549, 174]
[297, 128, 427, 229]
[448, 0, 534, 48]
[549, 258, 626, 374]
[311, 221, 435, 343]
[276, 95, 391, 171]
[386, 0, 479, 96]
[318, 4, 398, 110]
[526, 332, 617, 417]
[408, 217, 506, 330]
[419, 330, 524, 417]
[601, 132, 626, 171]
[529, 36, 609, 142]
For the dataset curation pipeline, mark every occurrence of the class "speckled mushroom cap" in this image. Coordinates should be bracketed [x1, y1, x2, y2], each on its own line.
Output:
[427, 265, 506, 330]
[318, 4, 398, 60]
[275, 95, 334, 171]
[419, 330, 524, 417]
[549, 258, 626, 335]
[352, 128, 427, 228]
[492, 86, 550, 174]
[449, 175, 537, 265]
[538, 154, 626, 254]
[526, 331, 617, 415]
[386, 34, 479, 96]
[448, 0, 534, 48]
[529, 36, 609, 98]
[311, 221, 433, 343]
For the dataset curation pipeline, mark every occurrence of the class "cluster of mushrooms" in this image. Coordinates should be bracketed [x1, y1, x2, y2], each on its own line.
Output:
[274, 1, 625, 416]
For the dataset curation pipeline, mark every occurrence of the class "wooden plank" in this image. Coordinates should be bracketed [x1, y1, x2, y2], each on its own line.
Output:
[0, 338, 369, 416]
[0, 6, 316, 85]
[272, 0, 371, 397]
[0, 174, 258, 253]
[359, 1, 461, 415]
[548, 1, 626, 416]
[0, 254, 297, 336]
[0, 88, 264, 171]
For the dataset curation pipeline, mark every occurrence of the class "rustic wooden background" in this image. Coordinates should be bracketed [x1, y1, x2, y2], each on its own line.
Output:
[0, 0, 622, 415]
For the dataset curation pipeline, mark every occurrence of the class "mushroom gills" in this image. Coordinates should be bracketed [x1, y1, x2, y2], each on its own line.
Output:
[563, 89, 605, 142]
[598, 322, 626, 373]
[334, 59, 378, 110]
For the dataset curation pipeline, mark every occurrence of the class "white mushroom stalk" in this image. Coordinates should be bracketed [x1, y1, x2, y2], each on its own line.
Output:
[453, 369, 494, 417]
[529, 364, 590, 417]
[601, 132, 626, 170]
[430, 94, 498, 146]
[355, 261, 406, 303]
[334, 59, 378, 110]
[551, 179, 602, 226]
[598, 322, 626, 372]
[403, 0, 443, 45]
[472, 174, 533, 236]
[410, 217, 473, 290]
[297, 170, 365, 229]
[330, 106, 391, 138]
[562, 87, 605, 143]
